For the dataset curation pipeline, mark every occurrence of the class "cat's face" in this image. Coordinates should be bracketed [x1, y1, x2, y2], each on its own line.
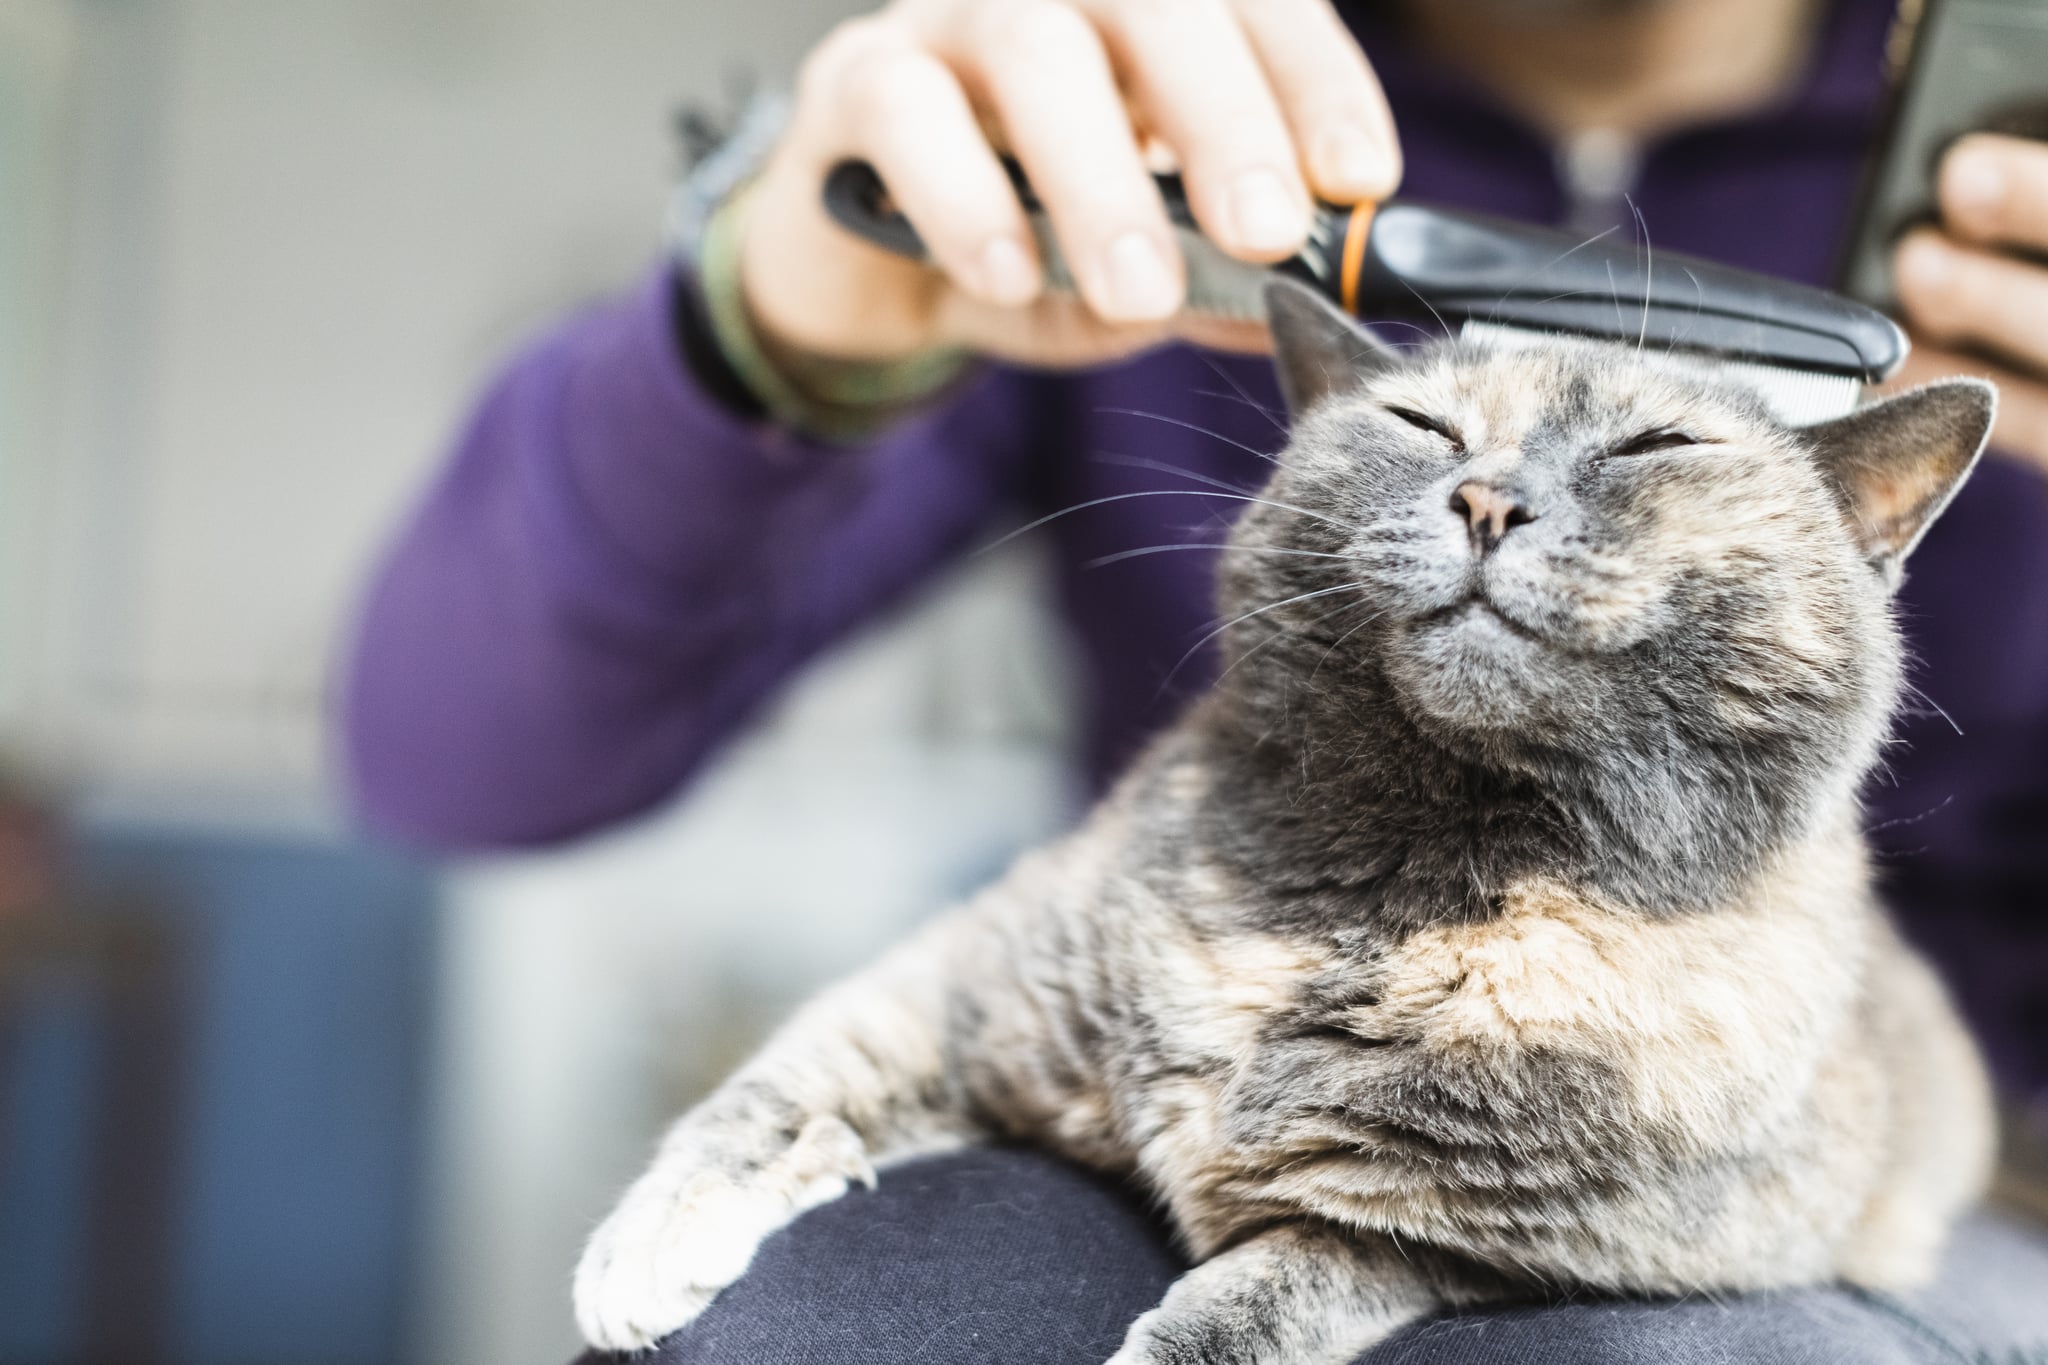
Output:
[1224, 282, 1993, 824]
[1244, 341, 1878, 752]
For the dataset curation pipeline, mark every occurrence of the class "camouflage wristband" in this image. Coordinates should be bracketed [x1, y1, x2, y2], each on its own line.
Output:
[697, 183, 972, 444]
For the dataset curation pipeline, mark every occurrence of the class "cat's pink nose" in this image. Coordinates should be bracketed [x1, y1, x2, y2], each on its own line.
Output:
[1450, 481, 1536, 554]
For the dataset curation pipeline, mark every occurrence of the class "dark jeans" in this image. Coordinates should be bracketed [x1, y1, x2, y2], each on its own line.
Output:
[576, 1147, 2048, 1365]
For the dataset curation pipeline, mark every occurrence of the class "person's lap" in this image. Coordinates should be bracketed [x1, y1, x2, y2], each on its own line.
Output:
[574, 1147, 2048, 1365]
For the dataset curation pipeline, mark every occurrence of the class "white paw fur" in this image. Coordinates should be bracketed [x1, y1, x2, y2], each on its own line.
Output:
[573, 1114, 874, 1351]
[1102, 1306, 1179, 1365]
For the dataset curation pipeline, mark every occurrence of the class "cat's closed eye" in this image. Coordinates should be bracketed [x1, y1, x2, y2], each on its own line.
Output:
[1603, 428, 1703, 458]
[1385, 406, 1463, 450]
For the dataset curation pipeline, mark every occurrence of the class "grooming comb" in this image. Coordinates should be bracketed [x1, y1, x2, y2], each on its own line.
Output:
[823, 158, 1906, 426]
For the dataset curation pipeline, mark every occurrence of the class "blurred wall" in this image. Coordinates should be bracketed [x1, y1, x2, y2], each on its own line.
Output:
[0, 4, 74, 740]
[6, 2, 1082, 1364]
[12, 0, 884, 822]
[11, 3, 1086, 1364]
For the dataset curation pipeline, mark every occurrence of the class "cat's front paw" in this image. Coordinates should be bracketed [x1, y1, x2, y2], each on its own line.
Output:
[1105, 1304, 1239, 1365]
[573, 1113, 874, 1352]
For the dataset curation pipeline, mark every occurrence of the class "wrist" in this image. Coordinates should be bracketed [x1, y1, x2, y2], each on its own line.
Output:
[701, 183, 973, 443]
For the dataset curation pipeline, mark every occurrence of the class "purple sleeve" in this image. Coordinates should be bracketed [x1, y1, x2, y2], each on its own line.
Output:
[341, 266, 1043, 849]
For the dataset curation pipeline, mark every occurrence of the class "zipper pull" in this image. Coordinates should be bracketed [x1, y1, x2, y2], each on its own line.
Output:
[1556, 127, 1642, 237]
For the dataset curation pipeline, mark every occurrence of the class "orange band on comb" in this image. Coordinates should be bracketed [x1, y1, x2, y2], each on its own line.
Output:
[1339, 201, 1377, 315]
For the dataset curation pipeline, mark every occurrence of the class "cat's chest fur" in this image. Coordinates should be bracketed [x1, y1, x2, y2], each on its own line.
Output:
[1110, 848, 1869, 1271]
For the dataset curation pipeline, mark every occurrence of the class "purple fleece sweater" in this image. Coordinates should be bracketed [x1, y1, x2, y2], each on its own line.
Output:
[345, 0, 2048, 1097]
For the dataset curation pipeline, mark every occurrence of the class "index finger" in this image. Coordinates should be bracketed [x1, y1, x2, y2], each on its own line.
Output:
[1229, 0, 1401, 203]
[1940, 133, 2048, 257]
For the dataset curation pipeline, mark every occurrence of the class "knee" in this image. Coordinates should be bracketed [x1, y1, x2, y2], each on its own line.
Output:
[583, 1147, 1183, 1365]
[1366, 1289, 1927, 1365]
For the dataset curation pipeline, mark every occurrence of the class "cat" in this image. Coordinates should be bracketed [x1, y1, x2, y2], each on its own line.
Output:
[572, 277, 1998, 1363]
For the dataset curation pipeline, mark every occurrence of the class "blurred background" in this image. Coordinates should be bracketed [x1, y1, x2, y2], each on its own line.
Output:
[1, 3, 1079, 1362]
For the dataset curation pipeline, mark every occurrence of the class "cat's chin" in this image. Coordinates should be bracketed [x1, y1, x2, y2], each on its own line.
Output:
[1412, 598, 1556, 665]
[1381, 600, 1580, 739]
[1437, 597, 1545, 644]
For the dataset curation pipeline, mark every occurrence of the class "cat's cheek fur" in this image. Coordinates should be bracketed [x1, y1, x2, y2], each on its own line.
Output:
[1351, 530, 1470, 621]
[1486, 531, 1673, 652]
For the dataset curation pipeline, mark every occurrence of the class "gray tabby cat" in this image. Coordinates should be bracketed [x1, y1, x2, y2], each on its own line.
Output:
[574, 278, 1999, 1363]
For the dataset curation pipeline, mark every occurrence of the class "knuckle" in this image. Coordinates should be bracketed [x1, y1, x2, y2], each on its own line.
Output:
[1945, 260, 2000, 332]
[1172, 104, 1294, 173]
[1275, 61, 1375, 118]
[794, 46, 837, 106]
[1291, 83, 1378, 126]
[815, 13, 895, 64]
[1896, 286, 1939, 333]
[800, 15, 894, 98]
[1917, 294, 1970, 345]
[979, 0, 1098, 67]
[1112, 0, 1206, 29]
[1204, 95, 1291, 142]
[1225, 0, 1302, 27]
[1946, 134, 2048, 242]
[845, 47, 954, 131]
[1894, 243, 1960, 333]
[2018, 159, 2048, 223]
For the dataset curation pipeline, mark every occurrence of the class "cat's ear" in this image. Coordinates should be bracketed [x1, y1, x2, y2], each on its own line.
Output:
[1801, 378, 1995, 582]
[1264, 276, 1401, 419]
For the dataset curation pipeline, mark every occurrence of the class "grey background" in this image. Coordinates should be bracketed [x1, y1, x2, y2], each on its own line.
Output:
[4, 3, 1075, 1362]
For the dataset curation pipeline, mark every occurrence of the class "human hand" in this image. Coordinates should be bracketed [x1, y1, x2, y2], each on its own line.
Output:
[1890, 133, 2048, 471]
[738, 0, 1399, 371]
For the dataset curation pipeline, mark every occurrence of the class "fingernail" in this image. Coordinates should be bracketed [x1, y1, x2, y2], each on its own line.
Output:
[1102, 231, 1180, 320]
[1229, 169, 1309, 254]
[977, 236, 1038, 305]
[1899, 234, 1953, 292]
[1947, 144, 2007, 220]
[1315, 124, 1383, 194]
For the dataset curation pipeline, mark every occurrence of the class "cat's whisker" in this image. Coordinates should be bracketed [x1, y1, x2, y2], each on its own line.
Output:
[1898, 680, 1964, 736]
[1390, 271, 1453, 340]
[1194, 386, 1289, 428]
[1221, 595, 1386, 698]
[1864, 794, 1954, 834]
[973, 489, 1362, 559]
[1196, 355, 1288, 436]
[1212, 615, 1323, 692]
[1085, 542, 1364, 569]
[1482, 280, 1623, 328]
[1361, 319, 1444, 346]
[1089, 452, 1371, 536]
[1630, 198, 1653, 355]
[1156, 580, 1370, 701]
[1093, 406, 1282, 464]
[1306, 602, 1389, 690]
[1092, 451, 1259, 495]
[1483, 225, 1620, 329]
